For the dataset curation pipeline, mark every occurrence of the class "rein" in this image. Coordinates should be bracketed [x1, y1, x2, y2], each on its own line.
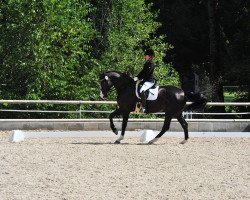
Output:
[100, 73, 135, 95]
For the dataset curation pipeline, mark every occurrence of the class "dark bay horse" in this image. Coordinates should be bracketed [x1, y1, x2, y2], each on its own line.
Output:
[99, 71, 195, 144]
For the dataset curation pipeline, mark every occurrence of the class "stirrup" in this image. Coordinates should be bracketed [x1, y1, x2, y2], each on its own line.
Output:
[133, 102, 141, 114]
[141, 107, 146, 113]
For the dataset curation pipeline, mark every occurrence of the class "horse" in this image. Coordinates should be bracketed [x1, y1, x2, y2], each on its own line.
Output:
[99, 71, 203, 144]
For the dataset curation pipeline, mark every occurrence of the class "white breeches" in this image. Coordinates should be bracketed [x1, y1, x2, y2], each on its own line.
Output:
[140, 81, 155, 93]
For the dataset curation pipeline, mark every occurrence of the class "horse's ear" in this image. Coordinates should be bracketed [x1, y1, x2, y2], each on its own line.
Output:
[105, 76, 109, 80]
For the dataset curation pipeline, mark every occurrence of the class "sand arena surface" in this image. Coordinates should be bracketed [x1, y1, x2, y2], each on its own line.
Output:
[0, 131, 249, 200]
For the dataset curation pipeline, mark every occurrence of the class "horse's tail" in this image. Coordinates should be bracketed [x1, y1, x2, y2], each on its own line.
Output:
[184, 92, 207, 111]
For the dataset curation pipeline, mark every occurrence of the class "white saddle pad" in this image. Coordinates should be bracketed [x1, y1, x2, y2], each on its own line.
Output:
[135, 81, 159, 101]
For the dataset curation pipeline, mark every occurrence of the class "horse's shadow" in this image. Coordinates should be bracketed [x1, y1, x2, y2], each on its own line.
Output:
[70, 142, 159, 146]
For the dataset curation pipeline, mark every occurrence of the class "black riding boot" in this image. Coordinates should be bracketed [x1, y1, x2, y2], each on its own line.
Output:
[141, 91, 146, 113]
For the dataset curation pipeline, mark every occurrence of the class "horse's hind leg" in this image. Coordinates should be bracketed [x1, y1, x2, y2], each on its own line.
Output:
[109, 108, 122, 135]
[115, 112, 129, 144]
[148, 114, 172, 144]
[177, 114, 189, 144]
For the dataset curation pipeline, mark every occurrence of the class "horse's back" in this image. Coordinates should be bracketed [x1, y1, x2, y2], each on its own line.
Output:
[159, 85, 186, 102]
[159, 85, 184, 95]
[145, 85, 186, 113]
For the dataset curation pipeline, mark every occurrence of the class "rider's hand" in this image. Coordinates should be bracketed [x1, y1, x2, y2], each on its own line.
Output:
[133, 77, 139, 81]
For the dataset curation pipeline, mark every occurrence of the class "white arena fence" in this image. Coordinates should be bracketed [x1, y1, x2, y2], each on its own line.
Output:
[0, 100, 249, 119]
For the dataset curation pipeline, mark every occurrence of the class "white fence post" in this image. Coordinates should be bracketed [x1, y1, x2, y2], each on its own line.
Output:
[77, 104, 81, 119]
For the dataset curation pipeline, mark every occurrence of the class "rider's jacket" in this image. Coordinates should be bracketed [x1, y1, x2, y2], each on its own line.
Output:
[136, 60, 155, 83]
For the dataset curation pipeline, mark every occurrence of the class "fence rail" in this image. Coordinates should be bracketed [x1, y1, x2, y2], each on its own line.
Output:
[0, 100, 250, 106]
[0, 100, 249, 119]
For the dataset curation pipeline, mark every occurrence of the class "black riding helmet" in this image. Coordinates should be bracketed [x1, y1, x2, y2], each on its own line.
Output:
[144, 48, 155, 56]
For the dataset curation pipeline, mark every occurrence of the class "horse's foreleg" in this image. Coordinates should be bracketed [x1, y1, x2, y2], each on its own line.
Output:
[109, 109, 121, 135]
[177, 115, 189, 144]
[114, 112, 129, 144]
[148, 115, 172, 144]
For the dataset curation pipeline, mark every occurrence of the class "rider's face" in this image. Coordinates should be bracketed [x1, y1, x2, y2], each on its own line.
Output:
[145, 55, 152, 61]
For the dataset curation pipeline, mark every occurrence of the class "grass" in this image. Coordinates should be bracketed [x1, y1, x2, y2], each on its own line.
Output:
[224, 92, 236, 102]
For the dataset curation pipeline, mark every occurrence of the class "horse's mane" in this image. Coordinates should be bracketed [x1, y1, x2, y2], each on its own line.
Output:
[100, 71, 134, 82]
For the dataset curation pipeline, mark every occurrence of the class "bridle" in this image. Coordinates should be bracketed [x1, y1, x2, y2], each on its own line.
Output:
[99, 75, 113, 94]
[99, 75, 110, 83]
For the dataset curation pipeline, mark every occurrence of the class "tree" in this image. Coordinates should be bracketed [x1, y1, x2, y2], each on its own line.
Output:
[0, 0, 176, 118]
[207, 0, 224, 102]
[28, 0, 97, 101]
[0, 0, 97, 102]
[0, 0, 43, 99]
[91, 0, 178, 88]
[149, 0, 249, 104]
[221, 0, 250, 100]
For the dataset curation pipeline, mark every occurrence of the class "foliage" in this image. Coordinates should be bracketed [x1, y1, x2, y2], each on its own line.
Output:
[28, 0, 97, 101]
[92, 0, 177, 88]
[150, 0, 250, 103]
[1, 0, 248, 119]
[0, 0, 43, 99]
[0, 0, 176, 118]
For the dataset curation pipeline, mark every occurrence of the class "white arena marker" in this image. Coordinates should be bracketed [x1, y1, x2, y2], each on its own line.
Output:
[140, 130, 156, 143]
[9, 130, 25, 142]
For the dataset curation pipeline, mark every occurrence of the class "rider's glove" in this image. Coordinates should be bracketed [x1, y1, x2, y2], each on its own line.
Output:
[133, 77, 139, 81]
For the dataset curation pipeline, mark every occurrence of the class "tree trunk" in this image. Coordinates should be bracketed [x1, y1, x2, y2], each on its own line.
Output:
[207, 0, 224, 103]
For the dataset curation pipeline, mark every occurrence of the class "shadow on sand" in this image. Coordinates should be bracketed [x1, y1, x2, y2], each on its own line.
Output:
[69, 142, 160, 146]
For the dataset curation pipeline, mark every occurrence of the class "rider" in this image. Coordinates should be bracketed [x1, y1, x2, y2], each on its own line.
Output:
[134, 48, 155, 113]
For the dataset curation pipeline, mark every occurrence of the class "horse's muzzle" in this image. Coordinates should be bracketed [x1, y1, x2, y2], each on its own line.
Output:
[100, 91, 107, 99]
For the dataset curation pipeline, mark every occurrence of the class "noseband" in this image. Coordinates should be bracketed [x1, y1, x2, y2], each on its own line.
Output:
[100, 75, 111, 82]
[100, 76, 113, 93]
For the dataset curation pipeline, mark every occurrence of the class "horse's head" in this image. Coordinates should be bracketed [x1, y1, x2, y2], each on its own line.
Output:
[99, 71, 134, 99]
[99, 73, 113, 99]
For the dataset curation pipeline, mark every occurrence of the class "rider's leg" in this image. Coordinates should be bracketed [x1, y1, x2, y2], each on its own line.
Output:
[140, 82, 154, 113]
[141, 90, 146, 113]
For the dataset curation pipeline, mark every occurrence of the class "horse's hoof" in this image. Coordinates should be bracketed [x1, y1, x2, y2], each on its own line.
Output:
[148, 138, 158, 145]
[180, 140, 187, 144]
[114, 140, 120, 144]
[148, 141, 154, 145]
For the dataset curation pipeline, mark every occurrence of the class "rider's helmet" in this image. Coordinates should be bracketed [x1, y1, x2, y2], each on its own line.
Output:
[144, 48, 155, 57]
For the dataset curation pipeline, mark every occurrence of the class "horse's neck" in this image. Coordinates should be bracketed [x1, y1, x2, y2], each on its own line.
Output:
[111, 75, 134, 92]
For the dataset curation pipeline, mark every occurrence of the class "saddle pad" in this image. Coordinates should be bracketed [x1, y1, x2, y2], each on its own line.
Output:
[135, 81, 159, 101]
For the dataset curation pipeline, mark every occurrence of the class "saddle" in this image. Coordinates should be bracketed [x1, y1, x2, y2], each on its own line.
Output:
[135, 80, 159, 101]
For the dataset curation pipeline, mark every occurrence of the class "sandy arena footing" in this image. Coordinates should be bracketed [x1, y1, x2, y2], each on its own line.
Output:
[0, 131, 249, 200]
